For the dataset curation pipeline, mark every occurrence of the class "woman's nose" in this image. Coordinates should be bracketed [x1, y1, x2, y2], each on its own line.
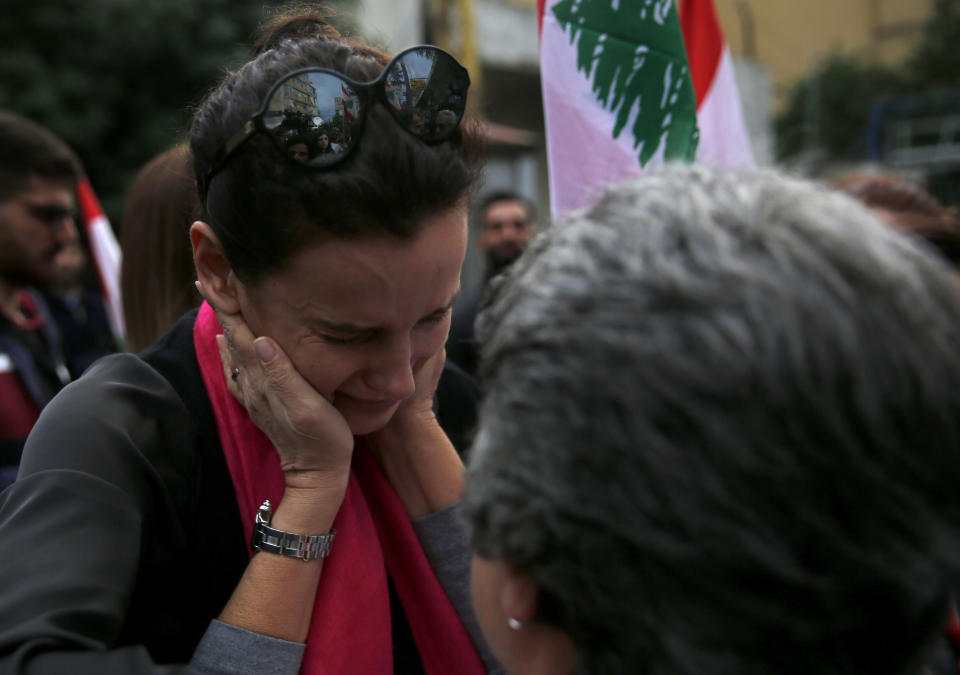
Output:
[362, 337, 417, 401]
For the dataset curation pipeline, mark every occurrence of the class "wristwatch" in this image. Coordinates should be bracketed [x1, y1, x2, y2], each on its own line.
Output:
[251, 499, 336, 561]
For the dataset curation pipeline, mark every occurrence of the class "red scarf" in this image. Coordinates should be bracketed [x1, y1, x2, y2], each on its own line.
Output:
[193, 302, 485, 674]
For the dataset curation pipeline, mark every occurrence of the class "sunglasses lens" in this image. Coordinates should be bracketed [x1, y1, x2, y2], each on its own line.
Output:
[263, 71, 361, 167]
[26, 203, 75, 226]
[385, 48, 469, 143]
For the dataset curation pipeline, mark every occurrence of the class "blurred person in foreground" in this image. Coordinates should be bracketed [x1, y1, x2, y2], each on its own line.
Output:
[0, 111, 82, 489]
[0, 10, 498, 674]
[462, 164, 960, 674]
[448, 190, 536, 377]
[834, 170, 960, 666]
[833, 172, 960, 270]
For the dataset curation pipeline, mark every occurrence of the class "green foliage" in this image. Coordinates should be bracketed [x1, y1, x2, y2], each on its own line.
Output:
[774, 54, 903, 161]
[551, 0, 698, 166]
[907, 0, 960, 87]
[0, 0, 356, 224]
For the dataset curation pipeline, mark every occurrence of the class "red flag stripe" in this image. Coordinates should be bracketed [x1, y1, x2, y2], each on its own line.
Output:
[75, 177, 109, 300]
[76, 177, 124, 339]
[537, 0, 546, 41]
[680, 0, 724, 108]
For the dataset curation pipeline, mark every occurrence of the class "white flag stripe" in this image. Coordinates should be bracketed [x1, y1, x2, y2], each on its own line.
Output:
[87, 214, 125, 338]
[541, 11, 649, 220]
[539, 0, 699, 222]
[695, 45, 754, 166]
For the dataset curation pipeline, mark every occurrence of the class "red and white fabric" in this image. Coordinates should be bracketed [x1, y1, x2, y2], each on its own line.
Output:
[537, 0, 700, 221]
[680, 0, 754, 166]
[76, 177, 124, 340]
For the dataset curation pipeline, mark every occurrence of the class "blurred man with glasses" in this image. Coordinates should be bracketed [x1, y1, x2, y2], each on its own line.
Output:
[0, 111, 82, 489]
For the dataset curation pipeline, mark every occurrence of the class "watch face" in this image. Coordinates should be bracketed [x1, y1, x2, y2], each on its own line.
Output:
[256, 499, 274, 525]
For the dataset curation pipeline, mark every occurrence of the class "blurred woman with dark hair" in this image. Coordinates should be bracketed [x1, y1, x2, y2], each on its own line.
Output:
[120, 143, 201, 353]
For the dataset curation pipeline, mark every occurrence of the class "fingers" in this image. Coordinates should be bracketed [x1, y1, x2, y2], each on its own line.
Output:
[224, 330, 322, 436]
[415, 347, 446, 399]
[197, 283, 354, 475]
[217, 334, 243, 402]
[196, 279, 259, 385]
[253, 337, 334, 439]
[253, 336, 298, 404]
[243, 334, 356, 465]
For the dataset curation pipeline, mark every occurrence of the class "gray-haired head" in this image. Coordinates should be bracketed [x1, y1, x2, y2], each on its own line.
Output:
[463, 164, 960, 674]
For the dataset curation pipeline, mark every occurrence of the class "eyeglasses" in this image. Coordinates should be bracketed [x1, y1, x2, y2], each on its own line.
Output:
[204, 45, 470, 195]
[19, 200, 77, 227]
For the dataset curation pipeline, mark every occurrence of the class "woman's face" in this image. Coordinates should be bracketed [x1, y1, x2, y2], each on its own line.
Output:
[237, 207, 467, 435]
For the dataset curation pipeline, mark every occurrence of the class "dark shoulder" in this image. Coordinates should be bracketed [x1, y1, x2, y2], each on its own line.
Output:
[435, 359, 482, 461]
[18, 352, 197, 509]
[450, 285, 482, 337]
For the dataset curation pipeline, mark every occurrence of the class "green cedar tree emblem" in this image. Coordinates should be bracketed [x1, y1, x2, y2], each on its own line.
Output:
[551, 0, 699, 166]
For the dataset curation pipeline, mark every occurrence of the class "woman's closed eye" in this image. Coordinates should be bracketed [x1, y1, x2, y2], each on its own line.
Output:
[418, 307, 451, 327]
[312, 306, 450, 346]
[320, 331, 377, 346]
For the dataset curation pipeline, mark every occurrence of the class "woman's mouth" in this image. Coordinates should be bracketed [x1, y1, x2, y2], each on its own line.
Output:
[335, 393, 401, 413]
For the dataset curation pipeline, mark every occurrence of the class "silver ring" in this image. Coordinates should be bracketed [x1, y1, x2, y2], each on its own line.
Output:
[231, 368, 240, 382]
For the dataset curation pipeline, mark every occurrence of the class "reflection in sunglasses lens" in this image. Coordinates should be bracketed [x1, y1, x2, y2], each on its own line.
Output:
[386, 49, 467, 143]
[266, 71, 359, 166]
[258, 48, 467, 170]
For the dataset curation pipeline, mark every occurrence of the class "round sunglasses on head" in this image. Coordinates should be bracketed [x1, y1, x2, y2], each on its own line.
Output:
[204, 45, 470, 195]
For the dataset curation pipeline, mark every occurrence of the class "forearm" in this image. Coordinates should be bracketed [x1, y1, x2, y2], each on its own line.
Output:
[218, 480, 346, 642]
[367, 414, 464, 518]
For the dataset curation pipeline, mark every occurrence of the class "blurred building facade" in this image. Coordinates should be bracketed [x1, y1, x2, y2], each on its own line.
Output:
[354, 0, 944, 222]
[356, 0, 545, 292]
[713, 0, 934, 111]
[713, 0, 960, 197]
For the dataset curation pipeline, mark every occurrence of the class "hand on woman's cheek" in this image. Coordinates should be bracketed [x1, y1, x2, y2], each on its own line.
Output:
[385, 346, 446, 428]
[208, 292, 355, 487]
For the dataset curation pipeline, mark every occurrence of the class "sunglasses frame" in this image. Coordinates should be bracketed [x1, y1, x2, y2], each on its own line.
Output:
[18, 199, 77, 227]
[204, 44, 470, 196]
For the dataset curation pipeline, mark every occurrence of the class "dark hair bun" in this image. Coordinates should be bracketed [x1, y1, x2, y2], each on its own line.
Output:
[250, 8, 343, 57]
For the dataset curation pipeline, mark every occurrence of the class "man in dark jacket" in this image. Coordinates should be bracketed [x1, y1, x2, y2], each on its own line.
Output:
[0, 111, 83, 488]
[447, 190, 537, 379]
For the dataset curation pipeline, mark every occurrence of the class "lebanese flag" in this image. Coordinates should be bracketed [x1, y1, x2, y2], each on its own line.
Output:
[76, 177, 124, 340]
[538, 0, 700, 221]
[341, 85, 358, 122]
[679, 0, 754, 166]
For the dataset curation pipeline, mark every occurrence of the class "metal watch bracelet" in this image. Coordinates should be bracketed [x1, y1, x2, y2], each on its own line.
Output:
[251, 499, 336, 561]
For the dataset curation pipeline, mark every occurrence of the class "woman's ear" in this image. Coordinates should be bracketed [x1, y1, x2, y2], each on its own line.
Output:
[501, 568, 539, 625]
[500, 566, 577, 675]
[191, 221, 242, 315]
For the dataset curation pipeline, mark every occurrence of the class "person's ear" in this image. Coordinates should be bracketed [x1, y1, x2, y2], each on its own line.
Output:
[191, 221, 241, 315]
[501, 566, 577, 675]
[501, 568, 539, 625]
